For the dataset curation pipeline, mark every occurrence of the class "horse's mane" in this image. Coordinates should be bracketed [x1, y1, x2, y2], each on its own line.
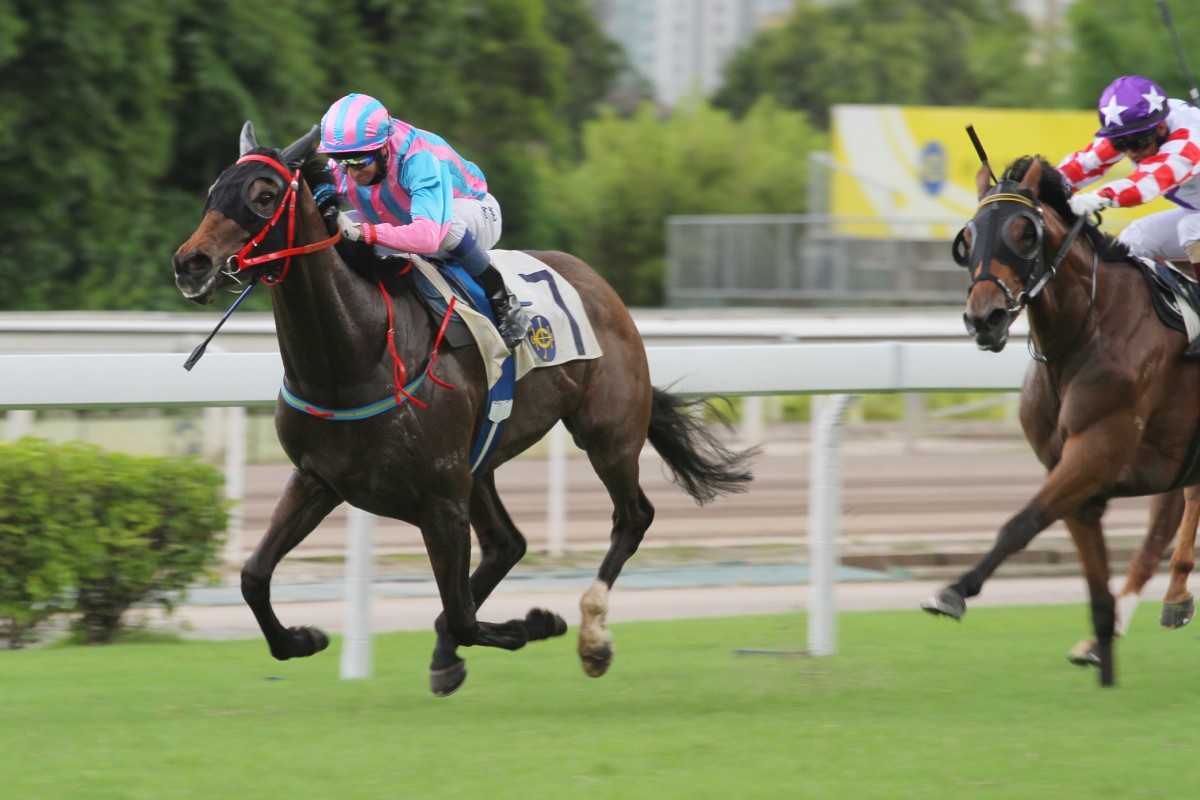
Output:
[1001, 155, 1131, 263]
[299, 151, 414, 295]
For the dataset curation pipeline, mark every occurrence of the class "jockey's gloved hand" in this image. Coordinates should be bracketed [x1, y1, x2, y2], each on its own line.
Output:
[336, 212, 363, 242]
[312, 182, 341, 234]
[1068, 191, 1112, 218]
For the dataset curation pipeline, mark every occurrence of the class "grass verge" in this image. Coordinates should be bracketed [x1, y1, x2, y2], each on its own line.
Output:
[1, 605, 1192, 799]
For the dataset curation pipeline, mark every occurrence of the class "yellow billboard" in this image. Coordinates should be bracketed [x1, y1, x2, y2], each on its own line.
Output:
[830, 104, 1157, 240]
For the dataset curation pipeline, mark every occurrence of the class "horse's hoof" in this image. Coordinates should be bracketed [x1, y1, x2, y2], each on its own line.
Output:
[1067, 639, 1101, 668]
[1160, 597, 1195, 629]
[920, 587, 966, 620]
[580, 642, 614, 678]
[430, 660, 467, 697]
[272, 626, 329, 660]
[525, 608, 568, 640]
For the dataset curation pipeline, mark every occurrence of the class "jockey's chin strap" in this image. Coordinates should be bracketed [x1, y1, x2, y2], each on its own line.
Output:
[229, 153, 341, 285]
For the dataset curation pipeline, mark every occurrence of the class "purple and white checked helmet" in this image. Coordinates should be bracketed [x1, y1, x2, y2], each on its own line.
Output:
[1095, 76, 1169, 138]
[317, 93, 393, 153]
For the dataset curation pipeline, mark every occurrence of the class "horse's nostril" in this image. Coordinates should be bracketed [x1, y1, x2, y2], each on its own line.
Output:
[174, 251, 211, 277]
[985, 307, 1009, 332]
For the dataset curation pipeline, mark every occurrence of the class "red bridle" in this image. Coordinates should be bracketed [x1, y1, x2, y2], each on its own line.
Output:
[231, 153, 341, 285]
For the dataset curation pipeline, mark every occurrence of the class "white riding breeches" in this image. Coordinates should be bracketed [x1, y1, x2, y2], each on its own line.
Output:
[1117, 206, 1200, 262]
[439, 193, 503, 254]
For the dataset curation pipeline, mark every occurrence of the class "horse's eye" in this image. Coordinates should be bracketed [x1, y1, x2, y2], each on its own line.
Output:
[254, 190, 276, 209]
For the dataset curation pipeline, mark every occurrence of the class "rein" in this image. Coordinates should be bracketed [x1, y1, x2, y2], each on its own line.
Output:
[1028, 242, 1097, 363]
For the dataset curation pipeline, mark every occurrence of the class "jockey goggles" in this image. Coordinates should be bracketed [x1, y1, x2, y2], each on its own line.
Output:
[333, 153, 377, 169]
[1110, 127, 1159, 153]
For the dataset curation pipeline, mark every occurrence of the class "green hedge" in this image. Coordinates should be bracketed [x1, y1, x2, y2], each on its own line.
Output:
[0, 439, 229, 647]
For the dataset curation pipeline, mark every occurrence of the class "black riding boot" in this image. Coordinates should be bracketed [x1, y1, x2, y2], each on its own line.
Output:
[477, 264, 530, 350]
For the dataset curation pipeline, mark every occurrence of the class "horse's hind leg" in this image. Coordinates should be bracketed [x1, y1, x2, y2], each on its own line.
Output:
[423, 491, 569, 696]
[1069, 489, 1182, 666]
[242, 469, 342, 661]
[429, 473, 566, 694]
[574, 430, 655, 678]
[1161, 485, 1200, 628]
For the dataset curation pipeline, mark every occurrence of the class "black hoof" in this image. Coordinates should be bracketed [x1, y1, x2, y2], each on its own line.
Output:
[920, 587, 966, 620]
[271, 626, 330, 660]
[526, 608, 568, 641]
[430, 660, 467, 697]
[1160, 597, 1195, 629]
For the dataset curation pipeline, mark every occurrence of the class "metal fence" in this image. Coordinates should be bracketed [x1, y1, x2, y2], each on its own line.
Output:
[665, 214, 970, 308]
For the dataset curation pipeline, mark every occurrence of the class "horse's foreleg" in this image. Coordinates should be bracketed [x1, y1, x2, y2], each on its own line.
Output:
[1071, 488, 1184, 664]
[242, 469, 342, 661]
[1161, 485, 1200, 628]
[923, 433, 1125, 620]
[1062, 506, 1117, 687]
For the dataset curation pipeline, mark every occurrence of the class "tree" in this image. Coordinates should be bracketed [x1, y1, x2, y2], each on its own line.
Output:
[713, 0, 1045, 127]
[548, 99, 823, 305]
[1066, 0, 1200, 107]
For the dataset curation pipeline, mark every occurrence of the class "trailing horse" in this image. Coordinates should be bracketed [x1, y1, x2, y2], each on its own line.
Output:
[923, 155, 1200, 687]
[172, 122, 754, 695]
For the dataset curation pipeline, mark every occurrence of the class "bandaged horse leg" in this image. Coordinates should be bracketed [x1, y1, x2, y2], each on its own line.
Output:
[578, 579, 613, 677]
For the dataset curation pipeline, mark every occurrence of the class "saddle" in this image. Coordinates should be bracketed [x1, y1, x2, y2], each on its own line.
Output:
[1136, 257, 1200, 360]
[362, 254, 475, 348]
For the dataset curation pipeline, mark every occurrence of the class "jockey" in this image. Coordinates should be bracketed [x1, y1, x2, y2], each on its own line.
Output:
[1059, 75, 1200, 267]
[315, 93, 529, 349]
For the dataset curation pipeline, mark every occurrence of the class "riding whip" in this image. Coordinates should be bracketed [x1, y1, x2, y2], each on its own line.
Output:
[182, 276, 260, 371]
[965, 125, 996, 185]
[1157, 0, 1200, 105]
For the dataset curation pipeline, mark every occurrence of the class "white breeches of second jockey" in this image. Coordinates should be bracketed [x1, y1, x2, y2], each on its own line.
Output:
[1118, 206, 1200, 262]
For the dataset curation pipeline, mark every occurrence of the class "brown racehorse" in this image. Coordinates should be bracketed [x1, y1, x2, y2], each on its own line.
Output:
[921, 154, 1200, 687]
[172, 122, 754, 695]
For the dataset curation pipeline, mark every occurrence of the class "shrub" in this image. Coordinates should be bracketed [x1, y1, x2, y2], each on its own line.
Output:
[0, 439, 229, 647]
[0, 440, 80, 647]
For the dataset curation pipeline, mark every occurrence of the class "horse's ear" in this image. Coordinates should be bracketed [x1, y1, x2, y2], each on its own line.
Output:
[1020, 159, 1043, 197]
[975, 164, 991, 200]
[281, 125, 320, 169]
[239, 121, 258, 156]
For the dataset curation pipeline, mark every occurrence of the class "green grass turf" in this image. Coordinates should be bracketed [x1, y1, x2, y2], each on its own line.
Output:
[2, 604, 1196, 799]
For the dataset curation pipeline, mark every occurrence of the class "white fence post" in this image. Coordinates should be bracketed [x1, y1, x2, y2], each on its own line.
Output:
[221, 406, 246, 565]
[740, 395, 766, 448]
[340, 505, 374, 680]
[5, 409, 34, 440]
[808, 393, 857, 657]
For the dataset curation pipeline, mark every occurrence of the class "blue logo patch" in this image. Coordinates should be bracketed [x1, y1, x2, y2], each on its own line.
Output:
[528, 315, 556, 361]
[919, 141, 946, 196]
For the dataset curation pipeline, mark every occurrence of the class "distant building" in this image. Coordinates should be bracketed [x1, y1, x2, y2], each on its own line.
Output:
[588, 0, 798, 108]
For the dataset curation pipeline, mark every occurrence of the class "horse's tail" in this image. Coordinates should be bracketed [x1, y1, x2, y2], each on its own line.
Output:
[646, 388, 756, 506]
